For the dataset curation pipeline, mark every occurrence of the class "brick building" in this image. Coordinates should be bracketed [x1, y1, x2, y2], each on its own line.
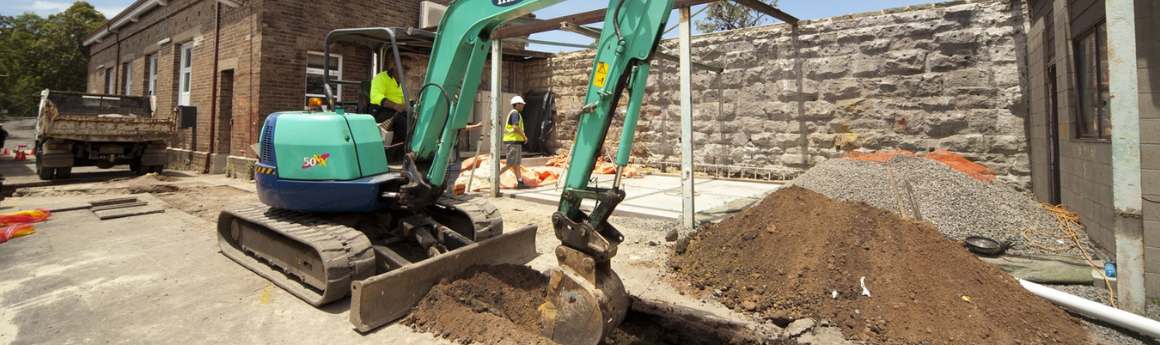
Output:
[1026, 0, 1159, 307]
[80, 0, 548, 173]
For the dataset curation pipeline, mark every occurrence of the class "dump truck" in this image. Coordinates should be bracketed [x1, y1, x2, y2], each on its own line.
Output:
[34, 90, 177, 180]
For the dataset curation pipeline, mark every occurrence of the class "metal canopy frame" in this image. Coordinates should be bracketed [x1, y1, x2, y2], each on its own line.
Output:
[493, 0, 798, 39]
[485, 1, 801, 227]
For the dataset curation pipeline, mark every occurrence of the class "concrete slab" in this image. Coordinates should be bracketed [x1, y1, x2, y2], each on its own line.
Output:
[0, 194, 449, 345]
[497, 173, 781, 222]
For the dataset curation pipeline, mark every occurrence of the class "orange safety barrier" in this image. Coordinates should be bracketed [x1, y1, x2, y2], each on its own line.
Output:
[454, 153, 641, 193]
[0, 223, 36, 244]
[0, 208, 52, 226]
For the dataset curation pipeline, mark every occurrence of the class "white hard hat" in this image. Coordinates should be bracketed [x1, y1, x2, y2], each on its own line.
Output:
[511, 96, 525, 105]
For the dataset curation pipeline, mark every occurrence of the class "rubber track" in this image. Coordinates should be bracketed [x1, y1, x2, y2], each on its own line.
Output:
[435, 194, 504, 241]
[217, 204, 375, 306]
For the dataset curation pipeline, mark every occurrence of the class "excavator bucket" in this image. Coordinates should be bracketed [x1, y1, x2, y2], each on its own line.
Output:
[349, 224, 539, 332]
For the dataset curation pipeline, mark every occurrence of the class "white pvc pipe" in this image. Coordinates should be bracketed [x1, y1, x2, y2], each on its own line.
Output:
[1019, 279, 1160, 339]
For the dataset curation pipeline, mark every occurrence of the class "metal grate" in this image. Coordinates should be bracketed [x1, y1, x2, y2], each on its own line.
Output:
[259, 116, 277, 165]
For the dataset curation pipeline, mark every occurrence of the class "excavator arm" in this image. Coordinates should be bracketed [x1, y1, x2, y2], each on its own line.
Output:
[404, 1, 675, 344]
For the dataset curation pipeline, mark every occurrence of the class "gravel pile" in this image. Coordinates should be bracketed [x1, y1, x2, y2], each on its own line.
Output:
[790, 155, 1099, 258]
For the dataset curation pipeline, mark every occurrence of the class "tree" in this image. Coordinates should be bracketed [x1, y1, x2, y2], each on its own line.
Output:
[0, 2, 106, 117]
[695, 0, 781, 33]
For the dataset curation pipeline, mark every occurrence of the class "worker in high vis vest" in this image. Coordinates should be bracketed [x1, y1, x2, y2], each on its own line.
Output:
[370, 55, 414, 159]
[501, 96, 528, 189]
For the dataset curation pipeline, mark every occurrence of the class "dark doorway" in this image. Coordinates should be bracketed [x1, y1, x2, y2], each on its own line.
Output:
[1046, 65, 1061, 204]
[218, 70, 234, 156]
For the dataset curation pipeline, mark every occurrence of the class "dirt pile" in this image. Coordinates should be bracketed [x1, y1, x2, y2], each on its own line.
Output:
[404, 264, 555, 345]
[790, 155, 1096, 258]
[670, 186, 1091, 344]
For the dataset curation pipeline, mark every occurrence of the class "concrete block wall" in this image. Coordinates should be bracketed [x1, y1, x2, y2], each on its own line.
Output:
[520, 0, 1033, 186]
[1025, 9, 1053, 204]
[1044, 0, 1117, 262]
[1135, 0, 1160, 297]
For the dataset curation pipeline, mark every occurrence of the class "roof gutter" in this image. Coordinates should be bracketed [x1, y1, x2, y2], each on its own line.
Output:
[83, 0, 169, 47]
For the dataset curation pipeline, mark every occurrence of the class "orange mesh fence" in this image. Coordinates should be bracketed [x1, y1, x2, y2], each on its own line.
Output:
[923, 149, 996, 182]
[839, 150, 996, 182]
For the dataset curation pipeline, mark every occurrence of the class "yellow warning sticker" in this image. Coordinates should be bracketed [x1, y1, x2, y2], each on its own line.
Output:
[593, 62, 609, 88]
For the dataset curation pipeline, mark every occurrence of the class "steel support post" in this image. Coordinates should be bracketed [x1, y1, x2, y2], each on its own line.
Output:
[679, 7, 695, 228]
[490, 41, 503, 197]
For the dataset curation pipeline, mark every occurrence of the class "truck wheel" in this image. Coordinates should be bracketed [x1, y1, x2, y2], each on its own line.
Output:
[132, 164, 149, 175]
[35, 151, 54, 180]
[37, 165, 55, 180]
[56, 167, 71, 179]
[149, 165, 165, 174]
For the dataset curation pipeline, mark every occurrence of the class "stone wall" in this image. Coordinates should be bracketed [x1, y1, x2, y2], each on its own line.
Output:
[520, 0, 1032, 186]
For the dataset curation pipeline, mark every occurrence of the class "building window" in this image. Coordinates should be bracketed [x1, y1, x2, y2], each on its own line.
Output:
[121, 62, 132, 95]
[147, 54, 158, 97]
[1074, 23, 1110, 140]
[105, 68, 115, 94]
[305, 51, 341, 105]
[179, 42, 193, 106]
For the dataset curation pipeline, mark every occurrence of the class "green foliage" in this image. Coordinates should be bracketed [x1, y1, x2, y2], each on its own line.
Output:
[695, 0, 781, 33]
[0, 2, 106, 117]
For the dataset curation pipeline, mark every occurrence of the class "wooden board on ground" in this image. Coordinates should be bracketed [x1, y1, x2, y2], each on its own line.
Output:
[94, 205, 165, 220]
[38, 200, 95, 212]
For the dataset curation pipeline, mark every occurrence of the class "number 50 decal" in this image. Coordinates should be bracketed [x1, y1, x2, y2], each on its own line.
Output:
[302, 153, 331, 169]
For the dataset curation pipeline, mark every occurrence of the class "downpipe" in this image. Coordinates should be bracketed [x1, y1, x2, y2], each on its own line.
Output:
[203, 2, 223, 173]
[1019, 279, 1160, 339]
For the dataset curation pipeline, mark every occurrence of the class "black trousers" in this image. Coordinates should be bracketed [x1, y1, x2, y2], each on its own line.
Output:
[369, 106, 408, 159]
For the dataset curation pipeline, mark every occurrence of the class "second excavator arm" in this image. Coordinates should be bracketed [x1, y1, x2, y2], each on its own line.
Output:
[404, 1, 676, 344]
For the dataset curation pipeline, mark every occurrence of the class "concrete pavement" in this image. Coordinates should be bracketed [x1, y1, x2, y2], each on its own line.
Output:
[501, 171, 782, 224]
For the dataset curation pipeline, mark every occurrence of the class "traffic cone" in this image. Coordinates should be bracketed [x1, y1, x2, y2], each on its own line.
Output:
[3, 148, 8, 155]
[16, 150, 25, 161]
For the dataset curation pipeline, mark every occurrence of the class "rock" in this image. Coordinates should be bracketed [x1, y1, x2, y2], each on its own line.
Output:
[741, 301, 758, 311]
[665, 229, 679, 242]
[785, 318, 817, 337]
[765, 309, 794, 328]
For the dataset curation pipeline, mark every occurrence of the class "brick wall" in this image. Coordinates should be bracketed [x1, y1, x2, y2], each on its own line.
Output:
[86, 0, 451, 169]
[519, 0, 1034, 186]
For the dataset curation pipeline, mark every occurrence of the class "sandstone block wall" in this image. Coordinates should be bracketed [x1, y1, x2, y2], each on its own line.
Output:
[521, 0, 1031, 186]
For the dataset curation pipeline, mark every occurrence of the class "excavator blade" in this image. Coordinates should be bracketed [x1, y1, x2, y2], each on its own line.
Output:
[349, 224, 539, 332]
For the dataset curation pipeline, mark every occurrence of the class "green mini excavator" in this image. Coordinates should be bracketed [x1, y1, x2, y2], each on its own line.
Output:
[216, 0, 675, 344]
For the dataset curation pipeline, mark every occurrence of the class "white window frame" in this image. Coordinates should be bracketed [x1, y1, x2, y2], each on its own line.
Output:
[179, 42, 193, 106]
[122, 62, 132, 95]
[305, 51, 342, 104]
[147, 54, 158, 97]
[105, 68, 115, 94]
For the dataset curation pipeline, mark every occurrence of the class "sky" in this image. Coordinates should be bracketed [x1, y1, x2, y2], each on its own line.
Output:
[1, 0, 941, 51]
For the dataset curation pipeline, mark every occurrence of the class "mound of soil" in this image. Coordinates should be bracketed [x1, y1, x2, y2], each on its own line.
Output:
[404, 264, 555, 345]
[670, 186, 1091, 344]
